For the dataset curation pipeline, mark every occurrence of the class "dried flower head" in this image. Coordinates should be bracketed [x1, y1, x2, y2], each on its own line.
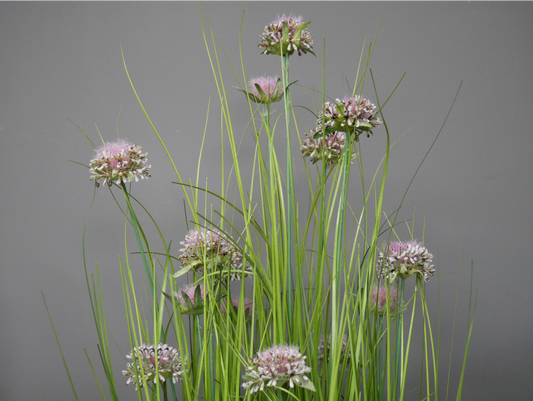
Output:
[122, 343, 186, 389]
[259, 14, 314, 56]
[89, 139, 151, 187]
[242, 344, 315, 393]
[317, 335, 351, 364]
[376, 240, 435, 282]
[308, 95, 381, 142]
[371, 285, 401, 315]
[221, 297, 253, 319]
[163, 282, 207, 315]
[243, 76, 283, 104]
[177, 227, 252, 281]
[300, 130, 355, 166]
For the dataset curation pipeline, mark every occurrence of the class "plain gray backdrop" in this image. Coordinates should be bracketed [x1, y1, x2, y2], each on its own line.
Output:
[1, 1, 532, 400]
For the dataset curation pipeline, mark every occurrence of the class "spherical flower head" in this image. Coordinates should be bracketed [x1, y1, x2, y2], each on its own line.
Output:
[310, 95, 381, 141]
[169, 283, 206, 315]
[178, 227, 253, 281]
[221, 297, 253, 320]
[89, 139, 151, 187]
[376, 240, 435, 282]
[244, 76, 283, 104]
[371, 285, 402, 316]
[317, 335, 350, 364]
[301, 130, 355, 166]
[259, 14, 315, 57]
[122, 343, 186, 389]
[242, 344, 315, 393]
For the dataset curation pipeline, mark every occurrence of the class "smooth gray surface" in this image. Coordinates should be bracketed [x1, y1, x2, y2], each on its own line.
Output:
[1, 2, 532, 400]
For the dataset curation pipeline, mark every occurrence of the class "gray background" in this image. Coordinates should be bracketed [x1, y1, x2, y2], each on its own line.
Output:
[1, 1, 532, 400]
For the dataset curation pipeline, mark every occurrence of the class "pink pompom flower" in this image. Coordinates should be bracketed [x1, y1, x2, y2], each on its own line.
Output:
[244, 75, 283, 104]
[242, 344, 315, 393]
[371, 285, 401, 316]
[376, 240, 435, 282]
[89, 139, 151, 187]
[122, 343, 186, 389]
[177, 227, 252, 281]
[259, 14, 314, 57]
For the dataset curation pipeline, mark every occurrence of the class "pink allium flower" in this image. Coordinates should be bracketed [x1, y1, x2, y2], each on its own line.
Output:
[122, 343, 186, 389]
[317, 335, 350, 364]
[309, 95, 381, 141]
[242, 344, 315, 393]
[247, 76, 282, 104]
[300, 131, 354, 166]
[371, 285, 399, 315]
[178, 227, 252, 281]
[221, 297, 253, 318]
[376, 240, 435, 282]
[173, 283, 206, 315]
[259, 14, 314, 56]
[89, 139, 151, 187]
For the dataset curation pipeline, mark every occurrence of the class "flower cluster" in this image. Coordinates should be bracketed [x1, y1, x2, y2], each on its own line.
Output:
[178, 227, 252, 281]
[310, 95, 381, 140]
[122, 343, 186, 389]
[371, 285, 400, 315]
[376, 240, 435, 282]
[317, 335, 351, 364]
[300, 130, 354, 166]
[242, 345, 315, 393]
[163, 282, 207, 315]
[259, 14, 314, 56]
[89, 139, 151, 187]
[243, 76, 283, 104]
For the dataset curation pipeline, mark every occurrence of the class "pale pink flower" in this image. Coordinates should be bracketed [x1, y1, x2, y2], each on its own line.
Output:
[259, 14, 314, 56]
[248, 76, 282, 103]
[376, 240, 435, 282]
[242, 344, 315, 393]
[371, 285, 399, 315]
[122, 343, 186, 389]
[89, 139, 151, 187]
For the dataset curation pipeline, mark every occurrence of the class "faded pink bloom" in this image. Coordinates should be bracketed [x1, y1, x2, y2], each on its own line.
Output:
[89, 139, 151, 187]
[301, 131, 353, 166]
[248, 76, 282, 104]
[178, 227, 252, 281]
[318, 335, 350, 363]
[242, 344, 314, 393]
[122, 343, 186, 389]
[371, 285, 398, 315]
[376, 240, 435, 282]
[259, 14, 314, 56]
[221, 297, 253, 316]
[177, 283, 205, 309]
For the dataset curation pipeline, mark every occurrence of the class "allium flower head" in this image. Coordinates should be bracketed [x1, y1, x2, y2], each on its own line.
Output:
[317, 335, 351, 364]
[259, 14, 314, 57]
[376, 240, 435, 282]
[164, 283, 207, 315]
[300, 131, 355, 166]
[89, 139, 151, 187]
[371, 285, 402, 316]
[309, 95, 381, 141]
[221, 297, 253, 320]
[177, 227, 252, 281]
[243, 76, 283, 104]
[242, 344, 315, 393]
[122, 343, 186, 389]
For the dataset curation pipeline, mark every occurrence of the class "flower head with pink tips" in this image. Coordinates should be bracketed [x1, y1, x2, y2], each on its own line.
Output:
[89, 139, 151, 187]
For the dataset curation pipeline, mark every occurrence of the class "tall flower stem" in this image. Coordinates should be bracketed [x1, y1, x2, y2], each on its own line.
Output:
[393, 278, 406, 399]
[281, 52, 294, 335]
[121, 183, 154, 296]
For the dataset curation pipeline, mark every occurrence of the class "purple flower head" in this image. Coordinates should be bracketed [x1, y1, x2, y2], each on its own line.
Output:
[301, 130, 355, 166]
[376, 240, 435, 282]
[89, 139, 151, 187]
[122, 343, 186, 389]
[245, 75, 283, 104]
[178, 227, 253, 281]
[371, 285, 401, 316]
[317, 335, 350, 364]
[309, 95, 381, 142]
[259, 14, 314, 57]
[242, 344, 315, 393]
